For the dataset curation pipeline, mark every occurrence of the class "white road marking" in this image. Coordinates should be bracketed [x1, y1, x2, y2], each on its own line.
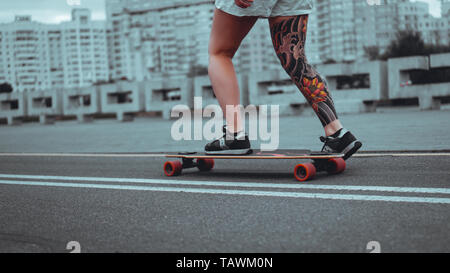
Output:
[0, 179, 449, 204]
[0, 173, 450, 204]
[0, 152, 450, 157]
[0, 174, 449, 194]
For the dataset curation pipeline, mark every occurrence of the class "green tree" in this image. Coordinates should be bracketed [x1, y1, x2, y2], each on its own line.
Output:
[364, 46, 381, 61]
[382, 30, 426, 59]
[425, 43, 450, 54]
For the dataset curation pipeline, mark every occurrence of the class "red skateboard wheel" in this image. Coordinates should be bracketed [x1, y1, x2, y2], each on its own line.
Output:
[294, 163, 316, 182]
[326, 158, 346, 174]
[196, 158, 214, 171]
[164, 161, 182, 176]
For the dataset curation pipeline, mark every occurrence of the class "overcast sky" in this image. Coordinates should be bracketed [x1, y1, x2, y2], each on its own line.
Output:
[0, 0, 443, 24]
[0, 0, 106, 24]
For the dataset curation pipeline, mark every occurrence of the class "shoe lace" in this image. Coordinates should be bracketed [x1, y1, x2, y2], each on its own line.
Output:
[320, 136, 333, 152]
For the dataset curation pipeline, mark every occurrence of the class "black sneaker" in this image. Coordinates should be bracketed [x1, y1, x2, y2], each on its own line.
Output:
[320, 128, 362, 160]
[205, 126, 251, 155]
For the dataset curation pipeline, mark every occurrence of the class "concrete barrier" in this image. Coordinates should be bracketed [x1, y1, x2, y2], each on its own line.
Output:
[27, 90, 63, 124]
[429, 53, 450, 68]
[388, 55, 450, 110]
[98, 81, 145, 121]
[193, 75, 248, 111]
[144, 77, 193, 119]
[248, 69, 311, 116]
[315, 61, 388, 113]
[193, 76, 216, 110]
[0, 92, 28, 125]
[247, 61, 388, 116]
[2, 54, 448, 126]
[62, 86, 100, 123]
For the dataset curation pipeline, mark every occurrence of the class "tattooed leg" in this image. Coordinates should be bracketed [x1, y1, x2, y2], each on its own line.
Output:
[269, 15, 340, 129]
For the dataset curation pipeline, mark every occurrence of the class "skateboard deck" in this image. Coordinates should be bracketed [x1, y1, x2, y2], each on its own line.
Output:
[151, 149, 346, 182]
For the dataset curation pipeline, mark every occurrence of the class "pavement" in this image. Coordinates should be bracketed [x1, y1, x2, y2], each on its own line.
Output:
[0, 109, 449, 253]
[0, 108, 449, 153]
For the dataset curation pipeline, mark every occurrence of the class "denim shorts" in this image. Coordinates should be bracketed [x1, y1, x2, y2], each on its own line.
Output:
[215, 0, 314, 18]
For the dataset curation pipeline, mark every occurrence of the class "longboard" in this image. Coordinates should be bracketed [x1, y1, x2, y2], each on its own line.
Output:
[151, 149, 346, 182]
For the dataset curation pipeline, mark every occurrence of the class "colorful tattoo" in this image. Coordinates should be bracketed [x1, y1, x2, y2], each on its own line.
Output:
[270, 15, 338, 127]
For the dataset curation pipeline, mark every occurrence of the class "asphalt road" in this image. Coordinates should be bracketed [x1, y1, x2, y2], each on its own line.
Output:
[0, 153, 449, 253]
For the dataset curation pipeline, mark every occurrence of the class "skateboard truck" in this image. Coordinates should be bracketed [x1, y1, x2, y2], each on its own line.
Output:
[294, 158, 346, 182]
[164, 158, 215, 177]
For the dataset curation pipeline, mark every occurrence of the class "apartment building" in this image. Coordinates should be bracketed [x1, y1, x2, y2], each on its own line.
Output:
[314, 0, 448, 63]
[441, 0, 450, 15]
[233, 20, 279, 74]
[104, 0, 447, 78]
[0, 9, 109, 92]
[314, 0, 359, 62]
[60, 9, 109, 88]
[356, 0, 429, 58]
[306, 9, 321, 64]
[105, 0, 323, 81]
[418, 14, 448, 45]
[105, 0, 214, 81]
[442, 0, 450, 43]
[0, 16, 52, 92]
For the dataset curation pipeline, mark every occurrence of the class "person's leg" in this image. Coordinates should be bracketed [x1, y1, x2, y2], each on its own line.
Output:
[268, 15, 341, 136]
[268, 15, 361, 158]
[208, 8, 258, 133]
[204, 9, 257, 154]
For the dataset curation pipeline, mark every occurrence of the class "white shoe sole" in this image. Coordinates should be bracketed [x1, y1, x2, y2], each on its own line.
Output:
[205, 148, 252, 155]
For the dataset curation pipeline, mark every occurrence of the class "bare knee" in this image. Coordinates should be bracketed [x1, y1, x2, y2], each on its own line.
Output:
[208, 46, 238, 60]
